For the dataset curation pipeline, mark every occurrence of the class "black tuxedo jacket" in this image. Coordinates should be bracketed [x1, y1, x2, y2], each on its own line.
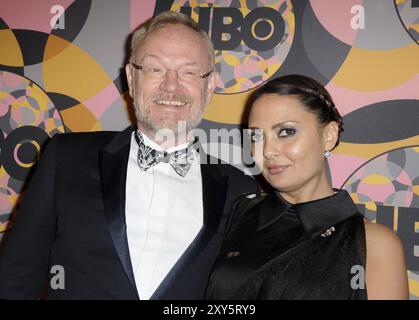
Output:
[0, 126, 259, 299]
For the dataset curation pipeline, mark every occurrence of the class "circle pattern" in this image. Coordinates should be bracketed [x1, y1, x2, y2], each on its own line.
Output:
[0, 71, 64, 232]
[171, 0, 295, 94]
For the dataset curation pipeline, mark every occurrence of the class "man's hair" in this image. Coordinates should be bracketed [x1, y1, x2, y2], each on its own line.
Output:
[130, 11, 215, 70]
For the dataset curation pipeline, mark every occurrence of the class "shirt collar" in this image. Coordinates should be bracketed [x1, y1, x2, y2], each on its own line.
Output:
[137, 130, 195, 153]
[257, 189, 359, 235]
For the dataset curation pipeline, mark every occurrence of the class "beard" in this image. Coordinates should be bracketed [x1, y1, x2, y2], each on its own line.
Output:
[133, 94, 205, 137]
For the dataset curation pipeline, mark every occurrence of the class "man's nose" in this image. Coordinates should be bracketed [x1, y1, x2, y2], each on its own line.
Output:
[159, 70, 180, 92]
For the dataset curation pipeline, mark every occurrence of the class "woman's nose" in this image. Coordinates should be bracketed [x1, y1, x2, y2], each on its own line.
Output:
[263, 137, 280, 160]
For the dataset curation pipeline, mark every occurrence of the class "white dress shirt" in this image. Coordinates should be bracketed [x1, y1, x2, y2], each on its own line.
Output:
[125, 131, 203, 299]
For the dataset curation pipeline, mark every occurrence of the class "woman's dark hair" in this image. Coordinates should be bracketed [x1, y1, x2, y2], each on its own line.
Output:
[247, 74, 344, 150]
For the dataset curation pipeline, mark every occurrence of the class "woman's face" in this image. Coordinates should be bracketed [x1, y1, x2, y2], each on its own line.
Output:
[248, 94, 337, 198]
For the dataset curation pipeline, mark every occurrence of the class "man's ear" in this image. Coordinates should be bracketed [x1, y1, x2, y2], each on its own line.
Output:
[205, 70, 220, 105]
[125, 63, 134, 98]
[323, 121, 339, 152]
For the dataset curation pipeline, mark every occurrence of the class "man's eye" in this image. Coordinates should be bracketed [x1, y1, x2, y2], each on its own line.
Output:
[278, 128, 296, 137]
[180, 70, 198, 78]
[143, 65, 163, 73]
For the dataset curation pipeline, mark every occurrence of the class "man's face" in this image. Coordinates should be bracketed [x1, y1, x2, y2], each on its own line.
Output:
[126, 24, 218, 140]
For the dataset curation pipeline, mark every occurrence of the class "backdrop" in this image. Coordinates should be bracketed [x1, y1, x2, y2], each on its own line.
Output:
[0, 0, 418, 298]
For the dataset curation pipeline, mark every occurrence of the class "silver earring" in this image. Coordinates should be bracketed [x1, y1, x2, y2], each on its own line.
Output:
[324, 150, 332, 159]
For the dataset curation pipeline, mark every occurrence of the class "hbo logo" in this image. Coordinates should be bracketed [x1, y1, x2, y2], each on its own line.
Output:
[180, 7, 286, 51]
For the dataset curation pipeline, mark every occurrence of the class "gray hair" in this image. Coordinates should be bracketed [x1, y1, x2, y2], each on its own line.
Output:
[130, 11, 215, 70]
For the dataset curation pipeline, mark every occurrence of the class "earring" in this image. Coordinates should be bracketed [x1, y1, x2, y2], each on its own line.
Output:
[324, 150, 332, 159]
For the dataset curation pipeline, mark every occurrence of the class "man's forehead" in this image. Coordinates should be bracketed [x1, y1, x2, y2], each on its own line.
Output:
[145, 24, 203, 44]
[134, 25, 210, 64]
[141, 54, 200, 66]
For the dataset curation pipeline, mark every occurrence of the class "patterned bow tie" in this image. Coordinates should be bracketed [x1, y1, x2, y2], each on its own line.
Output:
[134, 130, 197, 177]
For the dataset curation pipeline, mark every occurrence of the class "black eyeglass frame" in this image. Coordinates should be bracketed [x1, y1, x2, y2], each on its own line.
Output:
[130, 62, 213, 79]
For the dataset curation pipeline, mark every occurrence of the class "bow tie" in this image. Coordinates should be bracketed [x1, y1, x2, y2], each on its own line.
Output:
[134, 130, 197, 177]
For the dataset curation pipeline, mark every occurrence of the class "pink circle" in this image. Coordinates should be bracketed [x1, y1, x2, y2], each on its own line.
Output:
[394, 169, 412, 186]
[357, 179, 395, 203]
[310, 0, 363, 46]
[130, 0, 156, 31]
[3, 72, 24, 88]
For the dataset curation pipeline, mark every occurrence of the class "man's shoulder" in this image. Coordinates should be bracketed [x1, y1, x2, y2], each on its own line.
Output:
[207, 161, 253, 180]
[53, 129, 129, 151]
[209, 161, 260, 196]
[57, 130, 119, 142]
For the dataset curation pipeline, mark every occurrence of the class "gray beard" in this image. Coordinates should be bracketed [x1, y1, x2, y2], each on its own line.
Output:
[133, 101, 205, 137]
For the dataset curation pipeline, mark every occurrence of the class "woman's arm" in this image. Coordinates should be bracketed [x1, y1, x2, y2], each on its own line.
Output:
[364, 221, 409, 299]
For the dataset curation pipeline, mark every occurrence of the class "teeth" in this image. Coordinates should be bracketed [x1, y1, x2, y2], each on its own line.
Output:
[156, 100, 186, 106]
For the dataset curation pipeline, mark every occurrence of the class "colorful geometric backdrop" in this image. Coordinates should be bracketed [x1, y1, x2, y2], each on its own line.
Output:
[0, 0, 418, 298]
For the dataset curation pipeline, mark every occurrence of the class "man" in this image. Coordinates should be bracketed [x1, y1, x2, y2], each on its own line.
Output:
[0, 11, 259, 299]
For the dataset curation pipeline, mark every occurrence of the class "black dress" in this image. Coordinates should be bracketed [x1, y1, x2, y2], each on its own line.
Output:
[205, 189, 368, 300]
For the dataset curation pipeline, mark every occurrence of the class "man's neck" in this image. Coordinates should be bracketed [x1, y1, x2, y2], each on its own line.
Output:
[138, 126, 193, 150]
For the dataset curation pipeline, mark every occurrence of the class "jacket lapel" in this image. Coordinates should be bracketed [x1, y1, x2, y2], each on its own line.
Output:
[201, 162, 228, 235]
[99, 125, 138, 296]
[150, 156, 227, 299]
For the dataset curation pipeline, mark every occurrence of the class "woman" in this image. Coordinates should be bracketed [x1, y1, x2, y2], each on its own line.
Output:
[205, 75, 408, 300]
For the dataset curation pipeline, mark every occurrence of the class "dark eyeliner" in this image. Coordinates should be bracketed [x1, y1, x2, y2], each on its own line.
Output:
[277, 127, 296, 137]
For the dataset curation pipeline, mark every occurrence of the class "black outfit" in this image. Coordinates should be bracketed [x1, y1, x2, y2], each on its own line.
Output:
[0, 125, 259, 299]
[205, 189, 367, 300]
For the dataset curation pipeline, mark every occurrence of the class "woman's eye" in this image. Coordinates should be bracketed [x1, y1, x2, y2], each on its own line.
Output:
[278, 128, 296, 137]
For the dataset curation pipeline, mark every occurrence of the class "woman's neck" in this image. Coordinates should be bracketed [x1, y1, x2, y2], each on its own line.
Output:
[278, 172, 335, 204]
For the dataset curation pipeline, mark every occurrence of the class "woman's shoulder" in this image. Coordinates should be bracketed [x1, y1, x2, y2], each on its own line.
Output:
[363, 219, 409, 299]
[363, 219, 405, 270]
[363, 219, 402, 250]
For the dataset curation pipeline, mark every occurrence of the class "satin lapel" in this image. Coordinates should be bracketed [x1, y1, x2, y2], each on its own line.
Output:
[201, 162, 228, 234]
[99, 126, 138, 296]
[151, 159, 227, 299]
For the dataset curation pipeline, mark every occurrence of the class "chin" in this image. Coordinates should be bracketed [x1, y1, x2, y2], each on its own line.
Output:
[265, 177, 291, 192]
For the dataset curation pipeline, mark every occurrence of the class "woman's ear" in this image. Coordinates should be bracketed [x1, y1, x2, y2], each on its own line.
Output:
[323, 121, 339, 151]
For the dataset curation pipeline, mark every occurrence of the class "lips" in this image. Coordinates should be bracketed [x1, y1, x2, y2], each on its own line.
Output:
[266, 165, 290, 175]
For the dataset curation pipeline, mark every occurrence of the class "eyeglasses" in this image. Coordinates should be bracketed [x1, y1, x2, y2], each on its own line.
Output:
[130, 62, 212, 82]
